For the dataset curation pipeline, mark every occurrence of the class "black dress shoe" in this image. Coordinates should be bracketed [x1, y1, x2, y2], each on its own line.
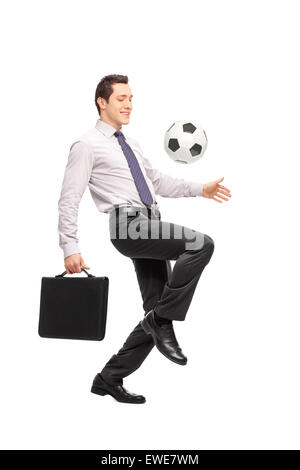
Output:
[90, 373, 146, 404]
[140, 309, 187, 365]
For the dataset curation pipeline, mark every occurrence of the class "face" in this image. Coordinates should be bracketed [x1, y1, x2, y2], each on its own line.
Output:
[97, 83, 133, 130]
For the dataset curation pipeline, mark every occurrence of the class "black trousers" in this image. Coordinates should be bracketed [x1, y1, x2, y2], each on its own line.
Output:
[100, 206, 215, 386]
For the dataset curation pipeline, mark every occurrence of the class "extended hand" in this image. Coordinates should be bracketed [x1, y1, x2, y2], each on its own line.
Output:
[202, 177, 231, 203]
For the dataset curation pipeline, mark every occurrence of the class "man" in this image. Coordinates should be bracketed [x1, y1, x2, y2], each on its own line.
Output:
[58, 74, 231, 405]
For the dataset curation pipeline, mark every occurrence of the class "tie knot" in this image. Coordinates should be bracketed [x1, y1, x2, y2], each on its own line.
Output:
[114, 130, 125, 139]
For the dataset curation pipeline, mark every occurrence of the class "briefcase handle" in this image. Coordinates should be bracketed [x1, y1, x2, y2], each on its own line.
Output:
[55, 267, 96, 278]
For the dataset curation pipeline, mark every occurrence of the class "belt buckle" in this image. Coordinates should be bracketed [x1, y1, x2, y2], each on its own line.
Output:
[127, 207, 139, 216]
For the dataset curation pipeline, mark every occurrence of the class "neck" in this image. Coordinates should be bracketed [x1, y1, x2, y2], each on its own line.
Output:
[100, 117, 122, 131]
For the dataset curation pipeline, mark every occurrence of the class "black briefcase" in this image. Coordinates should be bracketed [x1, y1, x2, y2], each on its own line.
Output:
[38, 268, 109, 341]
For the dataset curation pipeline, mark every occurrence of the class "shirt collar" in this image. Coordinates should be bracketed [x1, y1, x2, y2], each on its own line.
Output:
[95, 119, 123, 138]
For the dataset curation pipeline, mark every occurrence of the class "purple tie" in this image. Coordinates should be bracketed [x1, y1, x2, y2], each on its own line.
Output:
[114, 130, 154, 207]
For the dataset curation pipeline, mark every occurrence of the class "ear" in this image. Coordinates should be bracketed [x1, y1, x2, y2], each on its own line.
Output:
[97, 96, 105, 110]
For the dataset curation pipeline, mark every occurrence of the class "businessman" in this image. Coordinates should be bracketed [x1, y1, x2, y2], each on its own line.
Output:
[58, 74, 231, 404]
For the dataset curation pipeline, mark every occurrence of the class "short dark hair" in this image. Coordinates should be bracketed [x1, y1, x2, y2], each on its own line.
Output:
[95, 74, 129, 116]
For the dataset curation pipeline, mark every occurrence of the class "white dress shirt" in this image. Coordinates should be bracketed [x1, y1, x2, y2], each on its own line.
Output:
[58, 119, 204, 258]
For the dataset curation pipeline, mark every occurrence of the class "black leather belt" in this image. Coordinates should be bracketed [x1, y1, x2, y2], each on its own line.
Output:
[112, 204, 161, 218]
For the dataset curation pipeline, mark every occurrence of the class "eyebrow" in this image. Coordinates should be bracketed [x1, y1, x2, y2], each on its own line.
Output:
[117, 94, 133, 98]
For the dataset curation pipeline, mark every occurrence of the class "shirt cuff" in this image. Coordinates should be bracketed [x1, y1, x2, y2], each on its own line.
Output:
[188, 181, 204, 197]
[62, 243, 81, 259]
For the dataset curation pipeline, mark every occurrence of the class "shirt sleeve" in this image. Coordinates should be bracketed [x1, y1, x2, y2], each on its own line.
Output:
[136, 142, 204, 198]
[57, 140, 94, 259]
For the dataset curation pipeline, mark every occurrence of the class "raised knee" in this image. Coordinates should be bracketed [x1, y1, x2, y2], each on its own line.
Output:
[204, 234, 215, 256]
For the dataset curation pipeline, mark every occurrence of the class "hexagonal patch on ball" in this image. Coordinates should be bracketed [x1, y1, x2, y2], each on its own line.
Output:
[183, 123, 197, 134]
[168, 138, 180, 152]
[190, 143, 202, 156]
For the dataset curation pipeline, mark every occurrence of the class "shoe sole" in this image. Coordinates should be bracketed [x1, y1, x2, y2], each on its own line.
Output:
[90, 385, 107, 396]
[90, 385, 146, 404]
[140, 319, 187, 366]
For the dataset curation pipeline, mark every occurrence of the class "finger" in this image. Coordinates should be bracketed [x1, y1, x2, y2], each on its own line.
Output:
[216, 177, 224, 183]
[218, 184, 231, 192]
[217, 193, 229, 201]
[80, 259, 90, 268]
[217, 190, 231, 197]
[212, 196, 223, 203]
[218, 189, 231, 197]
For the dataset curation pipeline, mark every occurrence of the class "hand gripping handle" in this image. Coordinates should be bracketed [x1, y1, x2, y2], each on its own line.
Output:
[55, 267, 95, 278]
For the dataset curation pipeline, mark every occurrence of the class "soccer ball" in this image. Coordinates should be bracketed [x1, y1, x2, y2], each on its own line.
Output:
[164, 120, 208, 164]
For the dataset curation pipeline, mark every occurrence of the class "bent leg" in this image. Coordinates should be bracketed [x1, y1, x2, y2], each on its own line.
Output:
[100, 212, 214, 384]
[112, 214, 215, 321]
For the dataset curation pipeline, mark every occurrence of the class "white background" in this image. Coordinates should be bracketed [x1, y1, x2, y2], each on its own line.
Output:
[1, 0, 299, 450]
